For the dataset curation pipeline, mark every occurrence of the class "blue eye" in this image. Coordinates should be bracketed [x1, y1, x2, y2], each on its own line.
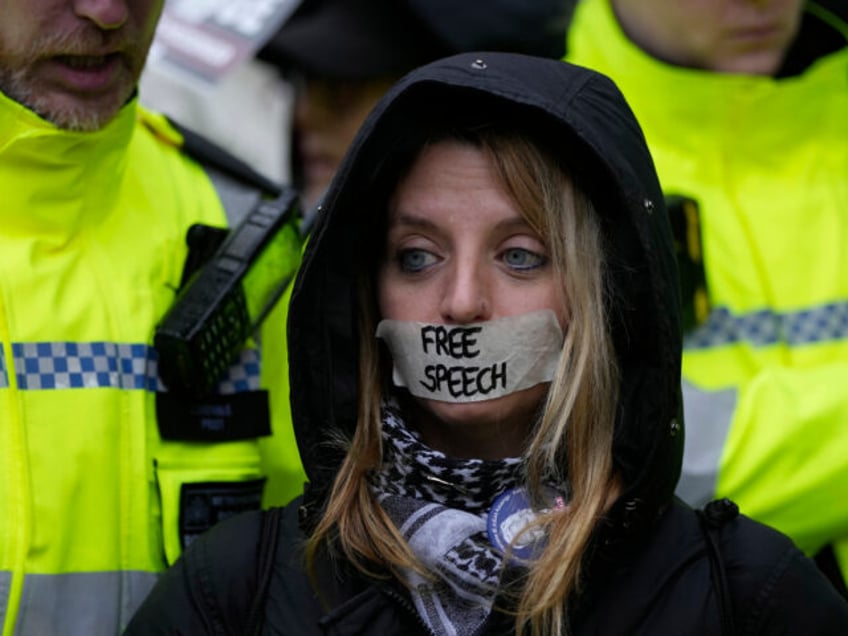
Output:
[398, 249, 437, 273]
[503, 248, 545, 271]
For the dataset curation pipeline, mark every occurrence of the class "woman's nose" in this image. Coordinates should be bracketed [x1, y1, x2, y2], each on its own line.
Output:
[439, 262, 491, 324]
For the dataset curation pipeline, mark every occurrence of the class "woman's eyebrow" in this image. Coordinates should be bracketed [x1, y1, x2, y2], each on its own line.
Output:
[386, 211, 437, 231]
[388, 211, 534, 233]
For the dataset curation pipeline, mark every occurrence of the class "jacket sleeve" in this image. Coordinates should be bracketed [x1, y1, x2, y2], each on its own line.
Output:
[747, 545, 848, 634]
[123, 510, 264, 635]
[723, 515, 848, 634]
[678, 363, 848, 565]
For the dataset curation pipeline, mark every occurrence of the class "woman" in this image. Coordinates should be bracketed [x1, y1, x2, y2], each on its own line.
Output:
[127, 53, 848, 634]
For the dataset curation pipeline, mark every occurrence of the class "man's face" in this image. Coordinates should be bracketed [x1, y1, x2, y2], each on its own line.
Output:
[0, 0, 164, 131]
[612, 0, 806, 75]
[293, 75, 395, 211]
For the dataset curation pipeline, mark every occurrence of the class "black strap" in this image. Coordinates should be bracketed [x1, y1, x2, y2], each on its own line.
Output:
[168, 117, 282, 197]
[245, 507, 283, 636]
[696, 499, 738, 636]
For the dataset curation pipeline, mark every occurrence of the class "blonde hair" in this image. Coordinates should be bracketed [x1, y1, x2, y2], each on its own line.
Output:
[305, 128, 619, 635]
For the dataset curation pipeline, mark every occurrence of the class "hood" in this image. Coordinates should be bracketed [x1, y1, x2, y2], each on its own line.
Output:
[288, 52, 683, 538]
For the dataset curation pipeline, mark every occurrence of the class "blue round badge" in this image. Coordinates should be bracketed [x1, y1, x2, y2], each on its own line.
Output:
[487, 486, 566, 565]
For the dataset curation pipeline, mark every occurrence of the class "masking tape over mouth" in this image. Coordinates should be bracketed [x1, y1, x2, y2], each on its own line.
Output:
[375, 310, 564, 403]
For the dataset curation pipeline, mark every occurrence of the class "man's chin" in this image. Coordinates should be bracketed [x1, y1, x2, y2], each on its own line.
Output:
[2, 72, 133, 131]
[35, 88, 132, 131]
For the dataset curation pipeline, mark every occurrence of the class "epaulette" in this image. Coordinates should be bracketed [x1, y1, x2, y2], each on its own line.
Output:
[169, 117, 284, 227]
[140, 109, 284, 226]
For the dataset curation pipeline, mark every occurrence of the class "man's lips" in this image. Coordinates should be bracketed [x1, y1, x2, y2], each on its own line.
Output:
[728, 23, 783, 44]
[49, 53, 123, 92]
[56, 54, 113, 68]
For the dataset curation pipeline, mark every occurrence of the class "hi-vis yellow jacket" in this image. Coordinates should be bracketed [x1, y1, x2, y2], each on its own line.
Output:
[0, 90, 306, 634]
[567, 0, 848, 583]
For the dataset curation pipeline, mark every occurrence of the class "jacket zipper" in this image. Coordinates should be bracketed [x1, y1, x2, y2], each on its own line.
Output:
[380, 584, 507, 636]
[380, 585, 438, 636]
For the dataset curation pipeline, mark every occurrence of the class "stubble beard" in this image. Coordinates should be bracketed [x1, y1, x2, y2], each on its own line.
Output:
[0, 26, 144, 132]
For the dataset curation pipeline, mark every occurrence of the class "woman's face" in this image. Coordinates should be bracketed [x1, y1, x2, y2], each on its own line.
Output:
[378, 140, 567, 459]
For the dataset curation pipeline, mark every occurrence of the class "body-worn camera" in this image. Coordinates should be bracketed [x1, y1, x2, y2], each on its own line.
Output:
[155, 188, 302, 397]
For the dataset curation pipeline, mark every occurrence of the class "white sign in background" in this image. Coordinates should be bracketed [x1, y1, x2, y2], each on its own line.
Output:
[149, 0, 301, 83]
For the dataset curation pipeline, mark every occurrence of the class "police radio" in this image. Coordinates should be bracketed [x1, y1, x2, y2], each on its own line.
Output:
[666, 194, 709, 332]
[155, 188, 302, 397]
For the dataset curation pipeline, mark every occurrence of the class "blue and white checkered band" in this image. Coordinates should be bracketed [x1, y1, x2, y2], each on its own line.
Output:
[685, 301, 848, 350]
[0, 347, 9, 389]
[4, 341, 261, 393]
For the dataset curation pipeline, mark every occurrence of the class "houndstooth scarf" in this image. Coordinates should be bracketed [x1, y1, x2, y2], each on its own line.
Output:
[368, 401, 530, 636]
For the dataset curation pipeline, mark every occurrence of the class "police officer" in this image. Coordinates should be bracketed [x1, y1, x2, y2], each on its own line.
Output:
[0, 1, 306, 633]
[566, 0, 848, 593]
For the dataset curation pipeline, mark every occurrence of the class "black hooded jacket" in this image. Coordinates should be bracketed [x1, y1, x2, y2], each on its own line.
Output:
[126, 53, 848, 635]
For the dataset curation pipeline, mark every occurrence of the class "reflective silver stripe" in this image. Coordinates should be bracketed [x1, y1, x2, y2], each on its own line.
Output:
[684, 301, 848, 350]
[4, 341, 260, 393]
[15, 571, 157, 636]
[675, 381, 737, 507]
[0, 571, 11, 630]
